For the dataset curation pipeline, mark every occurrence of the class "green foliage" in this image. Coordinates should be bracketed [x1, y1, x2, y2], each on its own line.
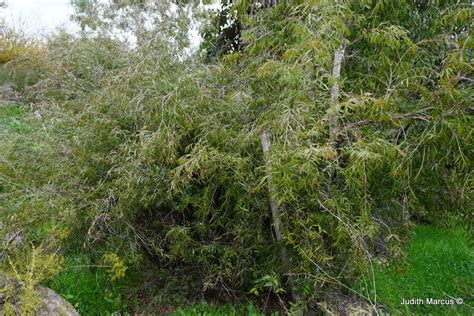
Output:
[201, 1, 241, 60]
[356, 225, 473, 315]
[102, 252, 127, 281]
[70, 0, 204, 50]
[0, 29, 47, 92]
[0, 104, 29, 135]
[0, 0, 472, 314]
[0, 244, 63, 315]
[0, 30, 44, 64]
[250, 273, 285, 296]
[172, 302, 267, 316]
[48, 255, 126, 315]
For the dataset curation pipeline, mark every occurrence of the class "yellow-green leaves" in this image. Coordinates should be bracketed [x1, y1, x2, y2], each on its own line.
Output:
[102, 253, 127, 281]
[364, 25, 413, 50]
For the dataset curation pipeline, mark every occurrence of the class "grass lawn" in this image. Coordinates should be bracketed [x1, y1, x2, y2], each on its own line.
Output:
[172, 303, 267, 316]
[357, 225, 473, 315]
[47, 255, 127, 315]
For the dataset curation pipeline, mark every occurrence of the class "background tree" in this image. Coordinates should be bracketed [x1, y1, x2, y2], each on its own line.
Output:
[70, 0, 205, 50]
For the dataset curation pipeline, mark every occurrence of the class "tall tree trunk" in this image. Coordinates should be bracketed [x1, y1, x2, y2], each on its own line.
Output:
[329, 39, 347, 147]
[260, 131, 298, 302]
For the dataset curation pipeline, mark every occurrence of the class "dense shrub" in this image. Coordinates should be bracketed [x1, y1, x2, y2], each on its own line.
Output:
[0, 27, 47, 92]
[1, 0, 472, 312]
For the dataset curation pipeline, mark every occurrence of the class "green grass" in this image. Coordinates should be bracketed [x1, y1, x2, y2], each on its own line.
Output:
[0, 103, 29, 136]
[49, 258, 269, 315]
[47, 255, 127, 315]
[172, 302, 267, 316]
[357, 225, 473, 315]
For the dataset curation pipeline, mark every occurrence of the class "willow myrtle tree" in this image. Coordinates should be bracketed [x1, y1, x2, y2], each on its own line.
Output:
[51, 0, 472, 302]
[199, 0, 472, 300]
[1, 0, 471, 313]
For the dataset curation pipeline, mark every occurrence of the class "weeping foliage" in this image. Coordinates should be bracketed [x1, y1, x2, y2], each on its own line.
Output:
[1, 0, 472, 309]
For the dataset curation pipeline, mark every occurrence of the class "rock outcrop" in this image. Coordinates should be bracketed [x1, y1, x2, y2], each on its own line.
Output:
[0, 275, 78, 316]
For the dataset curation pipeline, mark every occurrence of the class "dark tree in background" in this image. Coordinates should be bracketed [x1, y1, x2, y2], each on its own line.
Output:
[201, 0, 241, 60]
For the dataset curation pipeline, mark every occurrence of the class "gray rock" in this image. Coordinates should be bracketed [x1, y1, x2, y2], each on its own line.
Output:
[4, 231, 23, 248]
[35, 286, 79, 316]
[0, 275, 79, 316]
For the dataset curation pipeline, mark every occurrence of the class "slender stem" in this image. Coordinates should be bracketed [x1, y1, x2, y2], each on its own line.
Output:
[260, 130, 298, 302]
[329, 39, 347, 147]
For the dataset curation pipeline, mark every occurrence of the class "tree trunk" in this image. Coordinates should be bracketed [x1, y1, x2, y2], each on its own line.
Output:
[260, 130, 298, 302]
[329, 39, 347, 146]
